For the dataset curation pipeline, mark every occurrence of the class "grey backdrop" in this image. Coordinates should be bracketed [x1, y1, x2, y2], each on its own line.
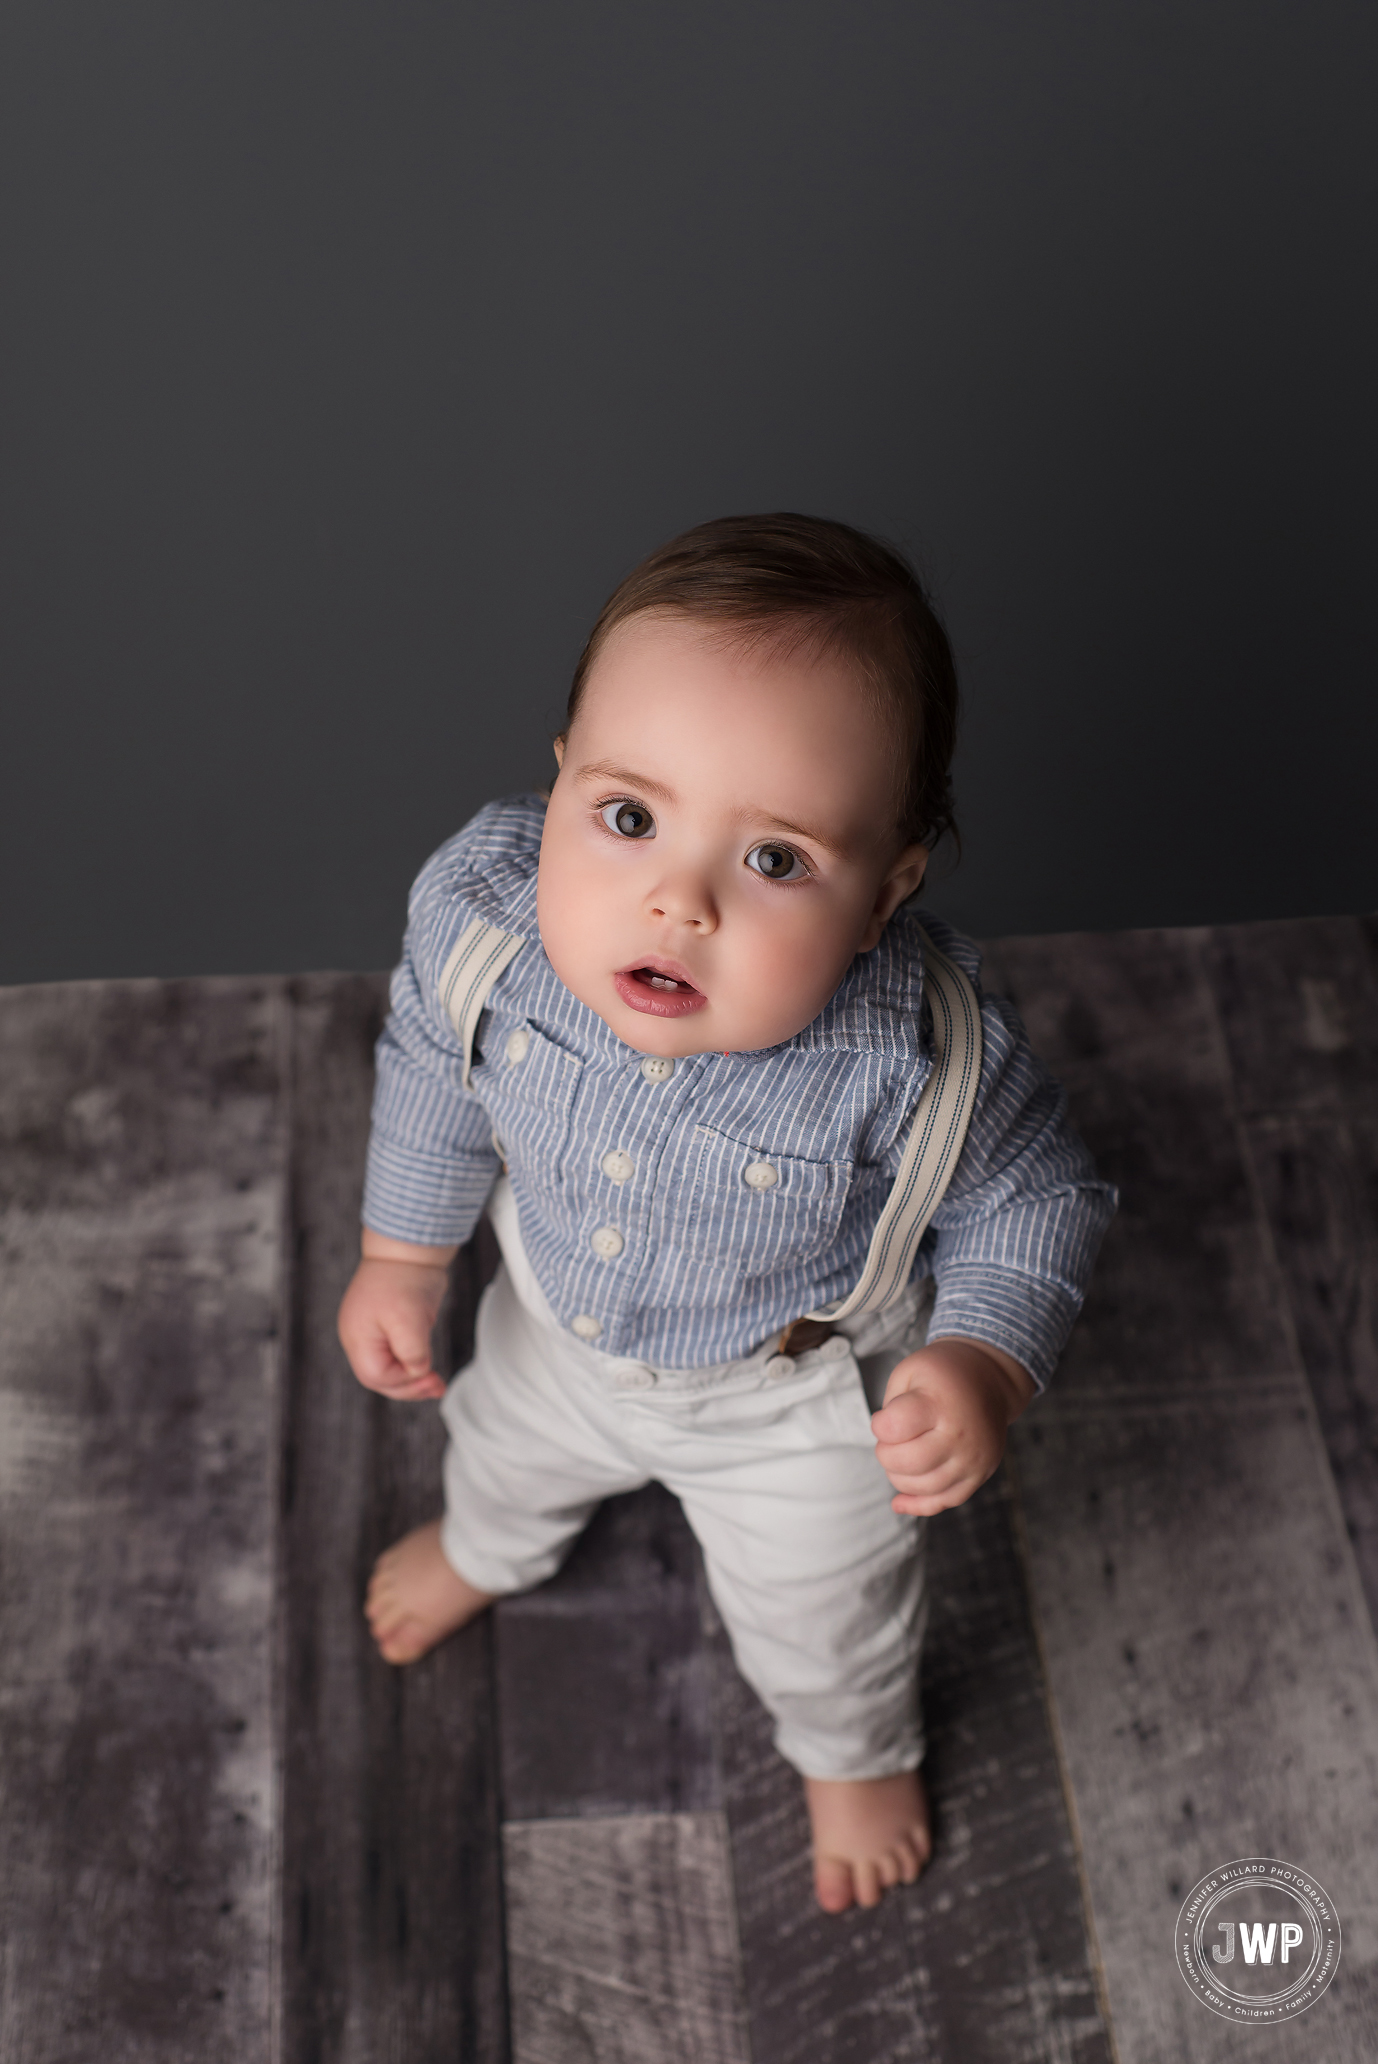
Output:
[3, 1, 1375, 985]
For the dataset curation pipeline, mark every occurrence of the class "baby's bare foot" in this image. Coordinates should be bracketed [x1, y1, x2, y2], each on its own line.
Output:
[364, 1520, 496, 1664]
[804, 1769, 932, 1913]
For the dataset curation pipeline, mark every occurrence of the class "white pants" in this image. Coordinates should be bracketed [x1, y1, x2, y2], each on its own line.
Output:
[440, 1178, 931, 1781]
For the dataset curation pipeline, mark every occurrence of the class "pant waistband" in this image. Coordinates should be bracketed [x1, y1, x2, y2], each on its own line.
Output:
[484, 1174, 929, 1396]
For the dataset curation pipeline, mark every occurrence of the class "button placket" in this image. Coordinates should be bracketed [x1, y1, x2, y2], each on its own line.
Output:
[576, 1052, 701, 1361]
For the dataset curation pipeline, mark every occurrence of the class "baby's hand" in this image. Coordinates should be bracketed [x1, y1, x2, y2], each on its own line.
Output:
[337, 1234, 457, 1402]
[869, 1337, 1035, 1516]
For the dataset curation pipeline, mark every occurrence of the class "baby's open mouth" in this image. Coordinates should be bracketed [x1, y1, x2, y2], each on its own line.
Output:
[613, 962, 708, 1018]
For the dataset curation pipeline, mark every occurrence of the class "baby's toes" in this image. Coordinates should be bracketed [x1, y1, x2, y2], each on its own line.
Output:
[852, 1859, 883, 1908]
[376, 1619, 427, 1664]
[894, 1836, 922, 1884]
[814, 1856, 855, 1913]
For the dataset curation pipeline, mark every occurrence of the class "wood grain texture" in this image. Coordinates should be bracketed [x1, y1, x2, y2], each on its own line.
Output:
[985, 927, 1378, 2062]
[705, 1589, 926, 2064]
[0, 978, 287, 2064]
[908, 1477, 1113, 2064]
[707, 1474, 1113, 2064]
[503, 1813, 750, 2064]
[494, 1482, 718, 1821]
[278, 973, 509, 2064]
[1200, 919, 1378, 1624]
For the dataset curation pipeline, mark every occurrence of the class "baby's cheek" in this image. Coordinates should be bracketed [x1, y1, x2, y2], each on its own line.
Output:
[743, 910, 851, 1020]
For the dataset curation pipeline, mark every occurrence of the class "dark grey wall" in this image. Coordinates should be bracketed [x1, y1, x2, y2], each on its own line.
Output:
[3, 1, 1374, 983]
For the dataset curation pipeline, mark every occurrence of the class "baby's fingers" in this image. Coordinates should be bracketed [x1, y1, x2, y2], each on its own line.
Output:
[889, 1469, 979, 1517]
[346, 1324, 442, 1399]
[872, 1423, 951, 1482]
[870, 1391, 938, 1446]
[378, 1369, 446, 1402]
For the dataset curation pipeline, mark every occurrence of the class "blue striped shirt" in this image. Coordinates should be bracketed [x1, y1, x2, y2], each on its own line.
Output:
[363, 795, 1115, 1388]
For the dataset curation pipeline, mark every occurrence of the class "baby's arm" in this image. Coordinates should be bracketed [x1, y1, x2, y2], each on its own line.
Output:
[870, 1339, 1034, 1515]
[865, 922, 1116, 1511]
[337, 1232, 459, 1403]
[338, 833, 511, 1402]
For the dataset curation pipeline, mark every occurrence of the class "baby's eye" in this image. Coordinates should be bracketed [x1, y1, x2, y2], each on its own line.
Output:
[745, 842, 808, 882]
[600, 799, 656, 839]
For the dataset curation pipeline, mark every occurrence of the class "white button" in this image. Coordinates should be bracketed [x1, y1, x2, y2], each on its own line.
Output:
[571, 1313, 602, 1341]
[764, 1353, 795, 1379]
[505, 1028, 530, 1065]
[640, 1056, 675, 1083]
[743, 1160, 779, 1191]
[591, 1225, 624, 1259]
[822, 1335, 851, 1361]
[614, 1368, 657, 1392]
[601, 1148, 635, 1183]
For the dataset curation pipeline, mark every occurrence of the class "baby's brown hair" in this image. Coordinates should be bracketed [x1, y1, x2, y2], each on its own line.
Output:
[563, 512, 959, 855]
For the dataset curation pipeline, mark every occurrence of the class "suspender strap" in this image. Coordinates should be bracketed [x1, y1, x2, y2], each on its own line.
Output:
[802, 928, 983, 1324]
[437, 918, 527, 1089]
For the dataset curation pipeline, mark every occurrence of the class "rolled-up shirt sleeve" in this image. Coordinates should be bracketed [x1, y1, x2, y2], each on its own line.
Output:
[919, 987, 1116, 1392]
[361, 903, 502, 1248]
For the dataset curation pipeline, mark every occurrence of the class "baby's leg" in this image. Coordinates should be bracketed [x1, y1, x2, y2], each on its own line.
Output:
[366, 1264, 649, 1664]
[661, 1347, 931, 1912]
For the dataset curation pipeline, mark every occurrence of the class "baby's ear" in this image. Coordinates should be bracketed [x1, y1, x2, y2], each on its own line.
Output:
[858, 843, 928, 952]
[552, 733, 567, 770]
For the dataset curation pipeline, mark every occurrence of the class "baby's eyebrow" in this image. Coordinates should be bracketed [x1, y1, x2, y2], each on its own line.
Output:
[575, 758, 850, 859]
[746, 810, 848, 859]
[575, 759, 677, 804]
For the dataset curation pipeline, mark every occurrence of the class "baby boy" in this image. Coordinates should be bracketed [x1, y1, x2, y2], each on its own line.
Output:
[337, 513, 1114, 1913]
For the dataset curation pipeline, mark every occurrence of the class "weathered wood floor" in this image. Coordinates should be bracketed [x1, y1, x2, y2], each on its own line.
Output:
[2, 918, 1377, 2063]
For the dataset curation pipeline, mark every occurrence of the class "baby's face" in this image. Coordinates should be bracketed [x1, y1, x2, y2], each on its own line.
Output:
[537, 614, 926, 1056]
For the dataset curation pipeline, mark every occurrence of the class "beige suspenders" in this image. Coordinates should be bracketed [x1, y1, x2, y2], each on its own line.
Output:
[799, 933, 982, 1324]
[437, 917, 983, 1327]
[440, 919, 528, 1092]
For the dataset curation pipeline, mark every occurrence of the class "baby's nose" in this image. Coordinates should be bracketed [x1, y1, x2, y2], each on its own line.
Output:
[647, 872, 717, 930]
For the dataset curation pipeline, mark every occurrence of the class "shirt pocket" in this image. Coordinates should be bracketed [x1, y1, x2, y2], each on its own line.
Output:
[475, 1021, 583, 1183]
[679, 1124, 853, 1277]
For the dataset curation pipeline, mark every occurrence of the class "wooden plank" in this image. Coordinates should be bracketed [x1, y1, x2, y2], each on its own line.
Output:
[0, 977, 287, 2064]
[494, 1482, 718, 1821]
[503, 1813, 751, 2064]
[985, 927, 1378, 2061]
[703, 1589, 926, 2064]
[1201, 919, 1378, 1624]
[1009, 1393, 1378, 2061]
[981, 926, 1294, 1399]
[706, 1473, 1113, 2064]
[905, 1477, 1113, 2064]
[1197, 916, 1378, 1125]
[278, 973, 509, 2064]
